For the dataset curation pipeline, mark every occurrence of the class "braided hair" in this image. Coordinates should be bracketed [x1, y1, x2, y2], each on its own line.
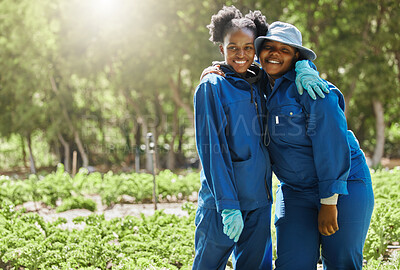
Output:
[207, 6, 269, 44]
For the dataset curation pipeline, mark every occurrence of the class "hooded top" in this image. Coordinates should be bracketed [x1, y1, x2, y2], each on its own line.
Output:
[194, 63, 272, 212]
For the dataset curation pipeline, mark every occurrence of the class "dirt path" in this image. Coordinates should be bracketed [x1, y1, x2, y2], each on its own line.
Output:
[19, 195, 194, 230]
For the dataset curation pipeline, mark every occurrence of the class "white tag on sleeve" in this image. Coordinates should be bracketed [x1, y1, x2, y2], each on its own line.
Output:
[275, 116, 279, 124]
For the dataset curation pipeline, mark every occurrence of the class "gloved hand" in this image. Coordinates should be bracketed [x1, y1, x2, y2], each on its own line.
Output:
[295, 60, 330, 100]
[221, 209, 244, 242]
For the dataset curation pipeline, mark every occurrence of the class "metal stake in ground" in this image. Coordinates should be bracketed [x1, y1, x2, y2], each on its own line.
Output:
[147, 133, 157, 210]
[72, 151, 78, 177]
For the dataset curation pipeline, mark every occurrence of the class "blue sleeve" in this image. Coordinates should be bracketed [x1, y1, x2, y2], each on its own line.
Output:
[307, 60, 317, 70]
[300, 82, 350, 198]
[194, 78, 240, 211]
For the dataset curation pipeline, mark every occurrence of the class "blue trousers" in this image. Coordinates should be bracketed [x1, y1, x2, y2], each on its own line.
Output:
[192, 205, 272, 270]
[274, 164, 374, 270]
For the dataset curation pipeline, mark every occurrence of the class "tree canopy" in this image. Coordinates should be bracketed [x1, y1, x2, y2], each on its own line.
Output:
[0, 0, 399, 172]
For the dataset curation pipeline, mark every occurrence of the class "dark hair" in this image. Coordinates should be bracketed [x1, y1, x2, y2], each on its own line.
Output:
[207, 6, 269, 44]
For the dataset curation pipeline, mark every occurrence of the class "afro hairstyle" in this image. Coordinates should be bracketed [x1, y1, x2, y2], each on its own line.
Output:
[207, 6, 269, 44]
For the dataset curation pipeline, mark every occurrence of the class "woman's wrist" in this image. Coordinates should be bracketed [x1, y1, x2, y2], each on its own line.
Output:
[320, 193, 338, 205]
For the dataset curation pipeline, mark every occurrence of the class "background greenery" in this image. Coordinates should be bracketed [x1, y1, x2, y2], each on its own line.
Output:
[0, 0, 399, 173]
[0, 164, 200, 209]
[1, 168, 399, 269]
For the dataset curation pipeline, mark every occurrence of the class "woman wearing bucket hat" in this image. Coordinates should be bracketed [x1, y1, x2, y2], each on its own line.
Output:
[192, 7, 328, 270]
[255, 21, 374, 270]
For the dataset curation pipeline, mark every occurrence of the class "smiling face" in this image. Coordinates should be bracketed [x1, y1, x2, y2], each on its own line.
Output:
[259, 40, 299, 79]
[219, 29, 255, 75]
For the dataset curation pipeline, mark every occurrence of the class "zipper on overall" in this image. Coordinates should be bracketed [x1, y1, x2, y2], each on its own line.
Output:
[247, 81, 272, 201]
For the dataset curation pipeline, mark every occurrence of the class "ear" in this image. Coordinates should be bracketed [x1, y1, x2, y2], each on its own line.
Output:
[295, 51, 300, 60]
[219, 44, 224, 56]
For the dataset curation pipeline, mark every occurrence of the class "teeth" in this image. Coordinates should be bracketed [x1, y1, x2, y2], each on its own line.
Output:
[268, 60, 280, 64]
[235, 61, 246, 64]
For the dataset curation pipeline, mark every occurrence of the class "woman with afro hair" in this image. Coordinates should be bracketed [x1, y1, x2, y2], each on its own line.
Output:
[192, 6, 327, 270]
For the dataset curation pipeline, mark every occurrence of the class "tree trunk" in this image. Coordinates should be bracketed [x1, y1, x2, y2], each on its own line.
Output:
[53, 140, 61, 164]
[152, 127, 160, 172]
[134, 118, 142, 172]
[371, 99, 385, 167]
[74, 131, 89, 168]
[167, 109, 179, 170]
[168, 68, 194, 127]
[26, 133, 36, 174]
[121, 88, 146, 171]
[153, 92, 164, 170]
[120, 123, 133, 166]
[57, 132, 70, 173]
[20, 134, 28, 168]
[344, 79, 357, 118]
[50, 76, 89, 168]
[99, 119, 107, 151]
[152, 126, 159, 172]
[124, 133, 133, 166]
[143, 121, 152, 172]
[395, 51, 400, 83]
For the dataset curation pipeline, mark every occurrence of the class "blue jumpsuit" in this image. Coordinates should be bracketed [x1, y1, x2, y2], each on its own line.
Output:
[193, 64, 273, 270]
[264, 69, 374, 270]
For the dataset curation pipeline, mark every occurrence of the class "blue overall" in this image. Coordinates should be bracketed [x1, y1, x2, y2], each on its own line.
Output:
[264, 69, 374, 270]
[193, 64, 273, 270]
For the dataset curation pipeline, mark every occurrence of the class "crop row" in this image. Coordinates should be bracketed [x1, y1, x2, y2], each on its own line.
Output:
[0, 167, 399, 269]
[0, 164, 201, 211]
[0, 201, 197, 270]
[363, 168, 400, 262]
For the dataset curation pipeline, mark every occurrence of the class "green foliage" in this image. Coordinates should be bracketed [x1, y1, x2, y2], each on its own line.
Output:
[364, 251, 400, 270]
[0, 165, 201, 208]
[1, 169, 400, 268]
[364, 168, 400, 262]
[56, 196, 97, 213]
[386, 123, 400, 158]
[278, 0, 400, 157]
[0, 0, 399, 170]
[0, 201, 196, 269]
[74, 168, 200, 206]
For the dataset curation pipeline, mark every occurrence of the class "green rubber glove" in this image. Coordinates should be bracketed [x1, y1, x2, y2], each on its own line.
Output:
[295, 60, 330, 100]
[221, 209, 244, 242]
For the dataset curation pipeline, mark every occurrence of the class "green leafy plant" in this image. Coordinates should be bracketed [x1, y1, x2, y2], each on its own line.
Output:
[0, 201, 196, 269]
[1, 168, 399, 269]
[364, 168, 400, 262]
[0, 165, 201, 208]
[56, 196, 97, 213]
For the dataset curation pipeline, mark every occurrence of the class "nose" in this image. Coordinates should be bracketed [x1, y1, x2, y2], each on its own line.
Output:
[236, 49, 245, 57]
[269, 47, 280, 55]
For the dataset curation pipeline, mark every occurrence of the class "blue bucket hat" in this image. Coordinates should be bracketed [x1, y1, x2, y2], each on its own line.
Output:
[255, 21, 316, 61]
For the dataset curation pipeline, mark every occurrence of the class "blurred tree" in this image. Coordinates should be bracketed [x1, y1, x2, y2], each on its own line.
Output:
[0, 0, 56, 173]
[0, 0, 398, 171]
[280, 0, 400, 166]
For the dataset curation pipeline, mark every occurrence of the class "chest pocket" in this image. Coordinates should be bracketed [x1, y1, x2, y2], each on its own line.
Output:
[269, 104, 310, 146]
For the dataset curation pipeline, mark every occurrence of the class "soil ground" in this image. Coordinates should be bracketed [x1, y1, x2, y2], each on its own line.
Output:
[19, 195, 192, 230]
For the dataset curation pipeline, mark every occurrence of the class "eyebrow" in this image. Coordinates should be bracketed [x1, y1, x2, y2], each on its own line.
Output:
[228, 42, 254, 45]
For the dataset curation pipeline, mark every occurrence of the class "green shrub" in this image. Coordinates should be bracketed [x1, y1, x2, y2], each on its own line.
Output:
[0, 165, 201, 207]
[0, 201, 196, 269]
[364, 168, 400, 262]
[56, 196, 97, 213]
